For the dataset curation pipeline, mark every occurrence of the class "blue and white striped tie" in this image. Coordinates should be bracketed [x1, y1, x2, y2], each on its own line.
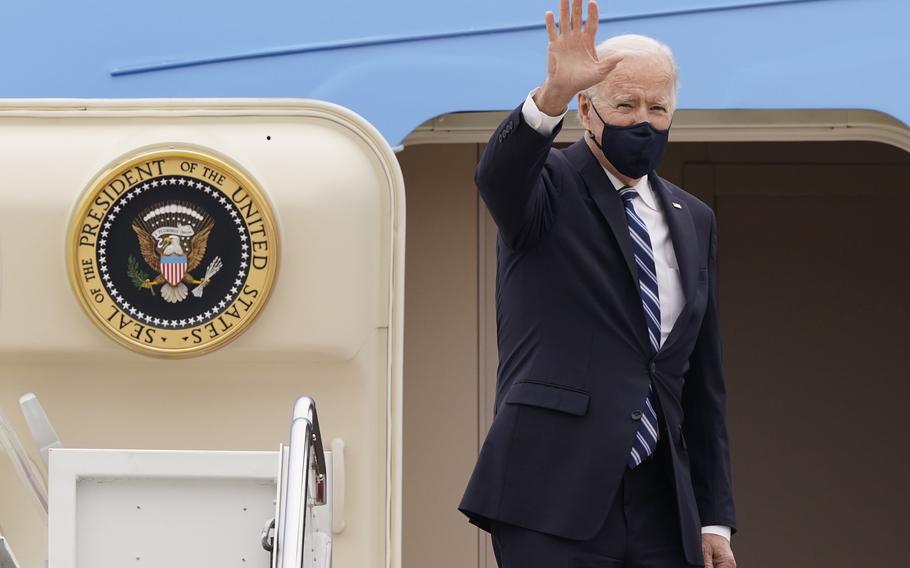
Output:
[618, 186, 661, 468]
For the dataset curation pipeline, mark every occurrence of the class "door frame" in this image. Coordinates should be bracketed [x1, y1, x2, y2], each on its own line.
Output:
[403, 107, 910, 568]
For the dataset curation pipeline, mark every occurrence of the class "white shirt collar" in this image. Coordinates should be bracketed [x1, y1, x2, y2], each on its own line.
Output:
[602, 168, 659, 211]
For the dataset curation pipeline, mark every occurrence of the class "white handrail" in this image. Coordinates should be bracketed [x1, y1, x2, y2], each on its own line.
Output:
[277, 397, 327, 568]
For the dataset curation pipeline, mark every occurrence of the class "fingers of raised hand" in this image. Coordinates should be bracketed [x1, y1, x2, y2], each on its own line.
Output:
[571, 0, 583, 31]
[545, 11, 557, 42]
[597, 53, 623, 74]
[555, 0, 588, 35]
[585, 0, 599, 38]
[551, 0, 598, 38]
[559, 0, 570, 34]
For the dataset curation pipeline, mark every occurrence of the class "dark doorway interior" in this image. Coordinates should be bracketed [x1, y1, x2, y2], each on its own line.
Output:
[660, 141, 910, 567]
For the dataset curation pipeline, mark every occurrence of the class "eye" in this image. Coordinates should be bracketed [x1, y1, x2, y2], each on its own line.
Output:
[617, 102, 633, 109]
[650, 105, 666, 112]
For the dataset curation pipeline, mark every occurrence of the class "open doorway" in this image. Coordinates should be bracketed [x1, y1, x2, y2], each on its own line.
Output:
[399, 113, 910, 568]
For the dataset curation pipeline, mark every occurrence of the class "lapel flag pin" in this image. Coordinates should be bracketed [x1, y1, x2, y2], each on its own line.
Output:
[672, 202, 682, 209]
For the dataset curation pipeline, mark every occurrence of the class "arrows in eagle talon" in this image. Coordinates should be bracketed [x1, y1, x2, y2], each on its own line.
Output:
[191, 256, 223, 298]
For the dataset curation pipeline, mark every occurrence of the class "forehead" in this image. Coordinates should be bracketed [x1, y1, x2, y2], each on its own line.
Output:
[596, 54, 675, 101]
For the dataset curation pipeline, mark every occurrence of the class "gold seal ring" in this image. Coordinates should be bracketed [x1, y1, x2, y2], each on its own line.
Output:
[67, 147, 279, 357]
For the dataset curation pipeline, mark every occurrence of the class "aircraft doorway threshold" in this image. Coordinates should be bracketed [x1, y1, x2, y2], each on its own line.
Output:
[403, 108, 910, 153]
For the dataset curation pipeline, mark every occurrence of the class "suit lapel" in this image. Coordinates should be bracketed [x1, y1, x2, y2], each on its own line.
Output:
[564, 140, 701, 355]
[564, 141, 640, 291]
[650, 174, 698, 352]
[564, 140, 648, 353]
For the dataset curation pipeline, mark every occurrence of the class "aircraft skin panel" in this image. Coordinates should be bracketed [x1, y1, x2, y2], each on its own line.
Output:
[0, 99, 405, 568]
[1, 0, 907, 144]
[0, 103, 389, 359]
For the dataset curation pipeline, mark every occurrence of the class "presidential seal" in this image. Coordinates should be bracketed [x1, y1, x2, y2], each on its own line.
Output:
[68, 148, 279, 357]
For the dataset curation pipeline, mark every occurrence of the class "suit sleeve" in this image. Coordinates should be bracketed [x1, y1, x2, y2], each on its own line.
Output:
[682, 210, 737, 532]
[474, 102, 565, 250]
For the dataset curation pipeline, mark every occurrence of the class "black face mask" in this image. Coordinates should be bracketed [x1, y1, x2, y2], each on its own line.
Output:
[588, 102, 670, 179]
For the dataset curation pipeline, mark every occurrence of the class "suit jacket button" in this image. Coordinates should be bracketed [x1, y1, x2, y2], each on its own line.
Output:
[631, 410, 643, 421]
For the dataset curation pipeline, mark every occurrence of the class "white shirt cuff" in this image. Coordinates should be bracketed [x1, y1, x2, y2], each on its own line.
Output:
[520, 87, 568, 136]
[701, 525, 731, 541]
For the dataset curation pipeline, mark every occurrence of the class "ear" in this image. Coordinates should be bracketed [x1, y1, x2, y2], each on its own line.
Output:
[577, 92, 593, 133]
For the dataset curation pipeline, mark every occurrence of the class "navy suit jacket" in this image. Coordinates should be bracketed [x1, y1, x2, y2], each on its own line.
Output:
[458, 104, 736, 565]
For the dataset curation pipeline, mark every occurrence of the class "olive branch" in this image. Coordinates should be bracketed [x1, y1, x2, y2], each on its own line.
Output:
[127, 255, 149, 289]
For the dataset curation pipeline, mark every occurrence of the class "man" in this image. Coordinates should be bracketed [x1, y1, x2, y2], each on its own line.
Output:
[458, 1, 736, 566]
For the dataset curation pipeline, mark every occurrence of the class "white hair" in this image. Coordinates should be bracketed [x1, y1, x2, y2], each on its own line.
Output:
[586, 34, 678, 107]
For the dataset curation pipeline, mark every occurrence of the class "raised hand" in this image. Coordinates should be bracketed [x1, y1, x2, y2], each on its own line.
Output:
[535, 0, 623, 115]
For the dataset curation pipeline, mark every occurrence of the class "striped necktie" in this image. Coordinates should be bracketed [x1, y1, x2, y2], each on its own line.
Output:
[618, 186, 661, 468]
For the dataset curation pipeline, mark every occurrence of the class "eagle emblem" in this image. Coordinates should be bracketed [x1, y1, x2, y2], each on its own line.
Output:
[130, 201, 223, 303]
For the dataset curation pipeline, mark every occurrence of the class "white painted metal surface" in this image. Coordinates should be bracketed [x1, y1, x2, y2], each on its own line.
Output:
[48, 448, 334, 568]
[330, 439, 345, 535]
[0, 99, 405, 568]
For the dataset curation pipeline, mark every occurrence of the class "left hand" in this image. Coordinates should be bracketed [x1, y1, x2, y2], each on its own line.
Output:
[702, 533, 736, 568]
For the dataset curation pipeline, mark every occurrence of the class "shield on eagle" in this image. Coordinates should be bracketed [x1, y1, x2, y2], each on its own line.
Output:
[130, 201, 216, 303]
[160, 255, 188, 286]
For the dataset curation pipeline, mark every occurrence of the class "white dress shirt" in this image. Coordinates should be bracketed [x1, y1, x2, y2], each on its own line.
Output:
[521, 89, 731, 543]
